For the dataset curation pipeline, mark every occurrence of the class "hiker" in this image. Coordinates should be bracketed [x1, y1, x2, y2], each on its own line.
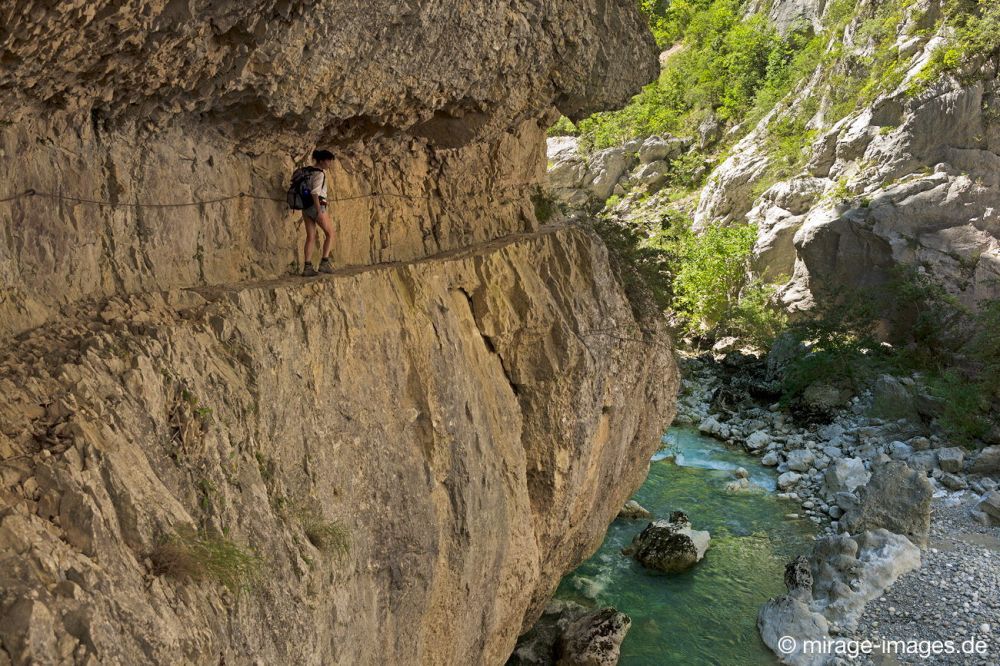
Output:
[290, 149, 336, 277]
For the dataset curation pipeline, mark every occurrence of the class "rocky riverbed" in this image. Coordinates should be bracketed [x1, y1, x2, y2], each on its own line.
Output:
[850, 501, 999, 666]
[675, 350, 1000, 665]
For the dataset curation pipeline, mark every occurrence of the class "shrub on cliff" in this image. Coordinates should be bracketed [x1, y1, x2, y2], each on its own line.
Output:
[665, 222, 786, 345]
[591, 211, 787, 345]
[670, 222, 755, 331]
[576, 0, 816, 149]
[913, 0, 1000, 87]
[150, 527, 262, 593]
[590, 217, 676, 322]
[639, 0, 713, 48]
[778, 271, 1000, 444]
[778, 289, 887, 404]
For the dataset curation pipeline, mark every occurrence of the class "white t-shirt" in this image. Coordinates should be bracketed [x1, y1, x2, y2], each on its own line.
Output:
[305, 169, 327, 202]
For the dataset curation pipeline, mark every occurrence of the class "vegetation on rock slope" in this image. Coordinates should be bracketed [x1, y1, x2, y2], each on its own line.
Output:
[567, 0, 1000, 445]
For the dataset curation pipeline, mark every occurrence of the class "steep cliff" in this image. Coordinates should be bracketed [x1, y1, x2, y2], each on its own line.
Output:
[0, 2, 676, 665]
[0, 0, 658, 337]
[694, 0, 1000, 313]
[0, 226, 677, 665]
[547, 0, 998, 326]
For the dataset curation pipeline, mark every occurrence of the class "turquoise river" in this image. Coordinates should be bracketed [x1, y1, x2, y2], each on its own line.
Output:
[555, 427, 817, 665]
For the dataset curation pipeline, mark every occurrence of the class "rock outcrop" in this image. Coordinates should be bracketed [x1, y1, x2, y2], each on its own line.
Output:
[0, 2, 672, 665]
[0, 0, 658, 338]
[0, 226, 678, 665]
[693, 0, 1000, 318]
[842, 461, 933, 548]
[557, 608, 632, 666]
[759, 529, 921, 665]
[618, 499, 653, 520]
[546, 135, 691, 208]
[506, 600, 631, 666]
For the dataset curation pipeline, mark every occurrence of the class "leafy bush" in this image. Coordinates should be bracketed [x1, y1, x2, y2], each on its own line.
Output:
[779, 289, 887, 402]
[669, 222, 756, 332]
[150, 527, 262, 593]
[531, 187, 563, 224]
[927, 369, 992, 444]
[590, 216, 677, 321]
[913, 0, 1000, 87]
[888, 266, 970, 369]
[547, 115, 579, 137]
[576, 0, 817, 149]
[920, 296, 1000, 444]
[592, 211, 786, 344]
[640, 0, 713, 48]
[777, 268, 999, 444]
[967, 300, 1000, 389]
[729, 279, 789, 348]
[668, 151, 713, 189]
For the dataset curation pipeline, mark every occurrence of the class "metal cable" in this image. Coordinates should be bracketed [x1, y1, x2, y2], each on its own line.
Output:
[0, 181, 535, 209]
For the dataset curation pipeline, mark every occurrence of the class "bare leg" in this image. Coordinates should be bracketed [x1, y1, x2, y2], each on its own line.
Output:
[303, 216, 317, 266]
[317, 214, 334, 260]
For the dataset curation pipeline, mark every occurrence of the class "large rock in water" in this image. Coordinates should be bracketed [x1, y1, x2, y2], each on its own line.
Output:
[507, 602, 631, 666]
[758, 530, 920, 665]
[758, 557, 832, 666]
[843, 462, 933, 548]
[618, 500, 653, 520]
[622, 511, 710, 573]
[557, 608, 632, 666]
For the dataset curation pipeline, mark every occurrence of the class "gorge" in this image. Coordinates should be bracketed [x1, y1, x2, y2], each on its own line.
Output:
[3, 0, 1000, 664]
[0, 1, 679, 664]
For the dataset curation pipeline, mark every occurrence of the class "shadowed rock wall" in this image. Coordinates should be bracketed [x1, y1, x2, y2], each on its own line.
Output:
[0, 0, 658, 337]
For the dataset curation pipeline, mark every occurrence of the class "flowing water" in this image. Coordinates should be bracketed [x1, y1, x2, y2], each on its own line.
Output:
[554, 428, 817, 665]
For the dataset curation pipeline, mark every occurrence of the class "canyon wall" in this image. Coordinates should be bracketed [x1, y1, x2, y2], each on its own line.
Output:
[0, 226, 677, 665]
[694, 0, 1000, 313]
[0, 0, 658, 337]
[0, 2, 676, 665]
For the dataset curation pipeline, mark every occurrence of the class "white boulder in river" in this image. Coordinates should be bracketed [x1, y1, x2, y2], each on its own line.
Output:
[759, 529, 920, 665]
[622, 511, 710, 573]
[617, 499, 652, 520]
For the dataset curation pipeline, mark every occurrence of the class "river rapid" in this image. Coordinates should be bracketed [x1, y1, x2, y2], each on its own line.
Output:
[554, 428, 817, 665]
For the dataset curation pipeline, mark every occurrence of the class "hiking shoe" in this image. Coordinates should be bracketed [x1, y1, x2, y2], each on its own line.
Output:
[318, 257, 334, 274]
[302, 262, 318, 277]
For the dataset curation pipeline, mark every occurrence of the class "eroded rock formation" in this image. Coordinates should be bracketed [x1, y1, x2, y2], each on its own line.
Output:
[0, 2, 674, 665]
[0, 0, 658, 337]
[695, 0, 1000, 315]
[0, 223, 678, 666]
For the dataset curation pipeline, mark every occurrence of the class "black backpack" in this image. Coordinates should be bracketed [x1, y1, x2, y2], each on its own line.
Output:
[286, 166, 324, 210]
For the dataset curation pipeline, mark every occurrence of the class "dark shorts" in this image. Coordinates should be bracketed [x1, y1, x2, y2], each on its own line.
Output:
[304, 203, 327, 221]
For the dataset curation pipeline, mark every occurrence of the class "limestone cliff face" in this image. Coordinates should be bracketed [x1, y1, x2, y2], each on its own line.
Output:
[0, 0, 658, 337]
[694, 0, 1000, 313]
[0, 2, 674, 665]
[0, 227, 677, 665]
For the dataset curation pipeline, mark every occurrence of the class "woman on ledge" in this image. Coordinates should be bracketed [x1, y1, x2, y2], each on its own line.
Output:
[295, 149, 336, 277]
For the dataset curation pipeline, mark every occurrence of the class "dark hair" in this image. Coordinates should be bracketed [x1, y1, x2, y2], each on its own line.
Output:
[312, 149, 334, 162]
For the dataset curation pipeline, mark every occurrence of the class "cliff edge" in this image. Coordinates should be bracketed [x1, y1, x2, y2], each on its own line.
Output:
[0, 2, 677, 665]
